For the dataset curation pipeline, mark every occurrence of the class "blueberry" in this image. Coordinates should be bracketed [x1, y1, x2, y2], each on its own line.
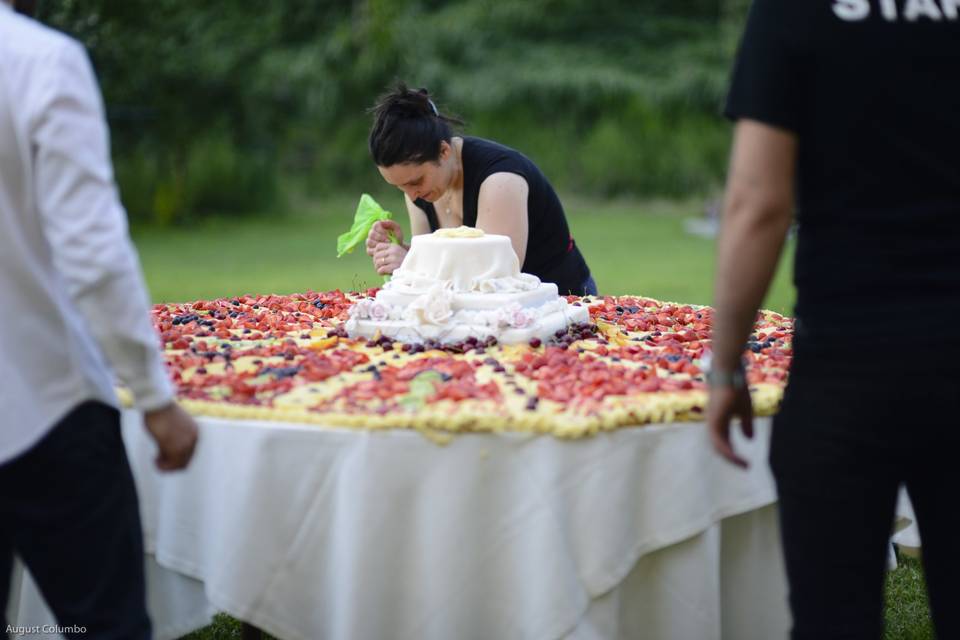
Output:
[262, 365, 301, 378]
[529, 338, 542, 348]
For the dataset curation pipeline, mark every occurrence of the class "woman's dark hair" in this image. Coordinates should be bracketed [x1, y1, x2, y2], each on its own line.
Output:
[368, 83, 463, 167]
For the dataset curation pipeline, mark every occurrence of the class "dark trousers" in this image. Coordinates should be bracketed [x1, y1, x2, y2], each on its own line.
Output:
[0, 401, 150, 640]
[771, 348, 960, 640]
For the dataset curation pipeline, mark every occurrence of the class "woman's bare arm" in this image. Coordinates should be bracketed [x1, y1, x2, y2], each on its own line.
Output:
[475, 173, 530, 266]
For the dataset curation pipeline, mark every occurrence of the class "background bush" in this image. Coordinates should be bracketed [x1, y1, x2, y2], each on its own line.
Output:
[40, 0, 752, 225]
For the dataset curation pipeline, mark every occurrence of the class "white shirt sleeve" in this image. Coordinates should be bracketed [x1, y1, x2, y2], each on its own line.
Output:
[29, 39, 174, 411]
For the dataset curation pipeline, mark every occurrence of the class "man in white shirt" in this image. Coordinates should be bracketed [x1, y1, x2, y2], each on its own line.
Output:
[0, 1, 199, 636]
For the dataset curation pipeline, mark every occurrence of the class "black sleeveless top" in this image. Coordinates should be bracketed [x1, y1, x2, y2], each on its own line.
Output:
[414, 137, 592, 295]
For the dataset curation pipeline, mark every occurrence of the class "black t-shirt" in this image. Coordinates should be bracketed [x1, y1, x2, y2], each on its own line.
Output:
[414, 136, 592, 295]
[725, 1, 960, 350]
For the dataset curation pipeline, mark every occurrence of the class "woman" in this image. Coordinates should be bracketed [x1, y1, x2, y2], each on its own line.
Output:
[364, 84, 596, 296]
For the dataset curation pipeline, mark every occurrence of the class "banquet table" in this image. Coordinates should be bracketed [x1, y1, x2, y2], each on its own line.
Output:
[8, 411, 792, 640]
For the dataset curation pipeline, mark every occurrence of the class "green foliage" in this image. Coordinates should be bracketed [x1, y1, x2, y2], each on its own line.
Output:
[183, 134, 277, 220]
[40, 1, 753, 223]
[114, 133, 276, 224]
[576, 102, 731, 197]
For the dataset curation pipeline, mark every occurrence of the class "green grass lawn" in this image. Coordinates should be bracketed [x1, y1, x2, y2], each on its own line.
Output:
[131, 194, 796, 315]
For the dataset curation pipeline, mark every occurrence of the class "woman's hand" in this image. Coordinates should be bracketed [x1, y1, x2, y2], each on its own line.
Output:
[366, 220, 404, 256]
[373, 242, 408, 275]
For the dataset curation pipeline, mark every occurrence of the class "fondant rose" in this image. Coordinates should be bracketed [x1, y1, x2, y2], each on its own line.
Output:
[497, 303, 534, 329]
[349, 299, 373, 320]
[369, 302, 390, 322]
[422, 296, 453, 324]
[408, 285, 454, 326]
[509, 307, 535, 329]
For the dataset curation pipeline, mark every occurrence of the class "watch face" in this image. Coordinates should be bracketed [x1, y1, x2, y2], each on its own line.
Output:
[707, 367, 746, 389]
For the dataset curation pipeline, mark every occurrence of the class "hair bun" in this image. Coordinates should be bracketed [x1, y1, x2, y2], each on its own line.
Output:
[369, 81, 463, 166]
[384, 83, 433, 118]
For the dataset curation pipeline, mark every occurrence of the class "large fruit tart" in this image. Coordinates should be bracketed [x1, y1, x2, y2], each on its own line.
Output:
[139, 289, 792, 440]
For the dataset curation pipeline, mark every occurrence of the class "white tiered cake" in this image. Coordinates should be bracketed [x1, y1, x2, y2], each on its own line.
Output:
[346, 227, 590, 344]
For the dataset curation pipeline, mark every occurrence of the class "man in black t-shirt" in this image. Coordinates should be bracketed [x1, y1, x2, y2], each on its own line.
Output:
[707, 2, 959, 638]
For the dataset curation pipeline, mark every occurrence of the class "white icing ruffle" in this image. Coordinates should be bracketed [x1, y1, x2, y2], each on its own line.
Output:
[349, 295, 569, 333]
[386, 271, 541, 295]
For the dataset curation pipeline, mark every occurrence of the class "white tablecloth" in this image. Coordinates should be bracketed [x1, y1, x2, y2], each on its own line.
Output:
[9, 413, 791, 640]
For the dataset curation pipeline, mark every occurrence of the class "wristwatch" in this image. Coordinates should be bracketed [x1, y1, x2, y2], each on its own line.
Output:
[706, 363, 746, 390]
